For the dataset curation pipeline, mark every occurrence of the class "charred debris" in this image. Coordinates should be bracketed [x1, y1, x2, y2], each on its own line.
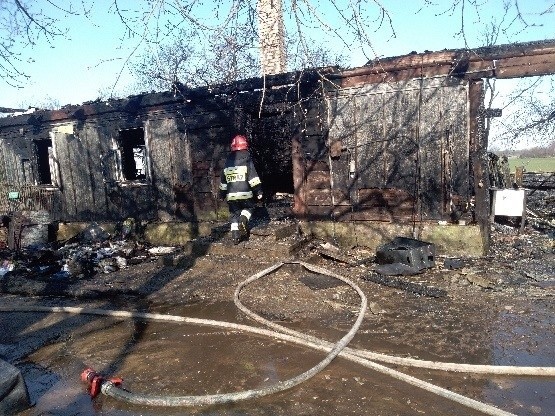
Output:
[0, 219, 171, 288]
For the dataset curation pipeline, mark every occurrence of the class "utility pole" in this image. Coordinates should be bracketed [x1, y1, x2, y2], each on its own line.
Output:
[257, 0, 287, 75]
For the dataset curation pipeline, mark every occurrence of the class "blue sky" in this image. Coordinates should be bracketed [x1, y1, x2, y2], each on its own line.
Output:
[0, 0, 553, 110]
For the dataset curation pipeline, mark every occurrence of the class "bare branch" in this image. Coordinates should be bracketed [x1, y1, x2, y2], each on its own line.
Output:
[13, 0, 66, 44]
[0, 0, 93, 86]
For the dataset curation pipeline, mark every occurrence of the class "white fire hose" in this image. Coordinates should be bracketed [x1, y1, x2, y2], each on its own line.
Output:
[1, 261, 553, 415]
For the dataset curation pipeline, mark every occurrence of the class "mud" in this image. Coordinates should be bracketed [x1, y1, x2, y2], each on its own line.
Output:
[0, 223, 553, 416]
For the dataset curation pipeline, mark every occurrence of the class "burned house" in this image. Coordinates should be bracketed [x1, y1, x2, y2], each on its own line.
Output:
[1, 39, 554, 255]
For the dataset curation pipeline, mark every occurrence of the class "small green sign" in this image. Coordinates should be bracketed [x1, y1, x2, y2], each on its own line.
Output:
[8, 192, 19, 199]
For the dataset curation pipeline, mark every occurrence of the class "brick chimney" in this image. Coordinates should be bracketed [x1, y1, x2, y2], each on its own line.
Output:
[257, 0, 286, 75]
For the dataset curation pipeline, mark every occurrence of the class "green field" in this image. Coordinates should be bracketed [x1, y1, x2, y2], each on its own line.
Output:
[508, 157, 555, 173]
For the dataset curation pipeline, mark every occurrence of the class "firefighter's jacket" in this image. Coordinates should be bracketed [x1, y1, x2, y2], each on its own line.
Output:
[219, 150, 262, 201]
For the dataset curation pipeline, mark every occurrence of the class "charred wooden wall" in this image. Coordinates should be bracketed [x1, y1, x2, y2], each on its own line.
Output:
[294, 76, 471, 223]
[0, 74, 315, 224]
[0, 73, 474, 227]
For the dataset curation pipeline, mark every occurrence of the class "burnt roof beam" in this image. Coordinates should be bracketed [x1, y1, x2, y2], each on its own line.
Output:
[336, 39, 555, 85]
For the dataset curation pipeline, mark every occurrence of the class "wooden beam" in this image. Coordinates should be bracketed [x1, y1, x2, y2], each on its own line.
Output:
[336, 39, 555, 83]
[495, 54, 555, 78]
[0, 107, 25, 113]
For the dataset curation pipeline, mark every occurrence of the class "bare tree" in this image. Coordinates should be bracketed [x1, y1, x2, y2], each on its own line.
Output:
[110, 1, 391, 90]
[133, 25, 348, 93]
[1, 0, 388, 101]
[134, 24, 260, 92]
[3, 0, 553, 139]
[134, 28, 198, 91]
[0, 0, 88, 87]
[287, 40, 348, 71]
[450, 0, 555, 150]
[492, 76, 555, 149]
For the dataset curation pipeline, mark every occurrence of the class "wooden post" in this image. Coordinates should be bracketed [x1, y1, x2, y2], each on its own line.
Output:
[469, 80, 490, 254]
[291, 132, 307, 218]
[515, 166, 525, 187]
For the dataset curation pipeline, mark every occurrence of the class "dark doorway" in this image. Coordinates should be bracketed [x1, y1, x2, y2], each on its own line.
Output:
[250, 112, 295, 197]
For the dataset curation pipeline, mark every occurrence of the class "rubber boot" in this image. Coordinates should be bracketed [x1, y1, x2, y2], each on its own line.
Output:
[239, 215, 249, 240]
[231, 230, 240, 245]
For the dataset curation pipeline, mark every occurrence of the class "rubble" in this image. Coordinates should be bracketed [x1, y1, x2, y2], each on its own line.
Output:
[363, 272, 448, 298]
[0, 201, 553, 415]
[0, 218, 186, 298]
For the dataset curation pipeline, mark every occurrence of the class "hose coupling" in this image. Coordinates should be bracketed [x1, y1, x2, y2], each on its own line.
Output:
[81, 368, 123, 398]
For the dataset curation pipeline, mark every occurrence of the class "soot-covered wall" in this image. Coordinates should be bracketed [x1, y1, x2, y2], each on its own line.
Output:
[294, 76, 471, 223]
[0, 75, 311, 223]
[0, 71, 472, 226]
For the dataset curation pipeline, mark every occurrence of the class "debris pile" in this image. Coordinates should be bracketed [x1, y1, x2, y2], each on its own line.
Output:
[303, 219, 553, 297]
[525, 173, 555, 233]
[0, 220, 178, 287]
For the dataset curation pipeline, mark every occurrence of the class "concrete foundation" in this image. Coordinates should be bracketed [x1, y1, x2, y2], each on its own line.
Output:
[55, 220, 485, 257]
[144, 222, 223, 246]
[299, 221, 485, 257]
[56, 221, 224, 246]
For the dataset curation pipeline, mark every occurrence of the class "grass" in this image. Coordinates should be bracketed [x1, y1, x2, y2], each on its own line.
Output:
[508, 157, 555, 173]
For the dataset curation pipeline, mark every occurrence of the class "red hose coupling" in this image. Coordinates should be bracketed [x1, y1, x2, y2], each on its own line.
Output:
[81, 368, 123, 398]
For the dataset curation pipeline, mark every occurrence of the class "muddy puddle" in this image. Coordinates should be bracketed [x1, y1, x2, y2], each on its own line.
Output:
[484, 300, 554, 416]
[1, 299, 552, 415]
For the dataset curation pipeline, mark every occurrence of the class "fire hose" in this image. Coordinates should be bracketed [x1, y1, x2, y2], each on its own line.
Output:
[2, 261, 554, 415]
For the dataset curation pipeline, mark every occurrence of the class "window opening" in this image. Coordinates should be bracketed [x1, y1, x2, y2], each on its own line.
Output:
[33, 139, 53, 185]
[118, 128, 147, 181]
[21, 159, 31, 184]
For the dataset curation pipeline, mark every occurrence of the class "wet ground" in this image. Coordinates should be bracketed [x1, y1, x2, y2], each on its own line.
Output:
[0, 221, 553, 416]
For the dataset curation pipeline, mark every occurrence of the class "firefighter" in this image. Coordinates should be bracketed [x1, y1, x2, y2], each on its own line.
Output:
[219, 134, 263, 244]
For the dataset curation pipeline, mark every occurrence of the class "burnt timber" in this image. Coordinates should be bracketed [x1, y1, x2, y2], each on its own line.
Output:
[1, 39, 554, 254]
